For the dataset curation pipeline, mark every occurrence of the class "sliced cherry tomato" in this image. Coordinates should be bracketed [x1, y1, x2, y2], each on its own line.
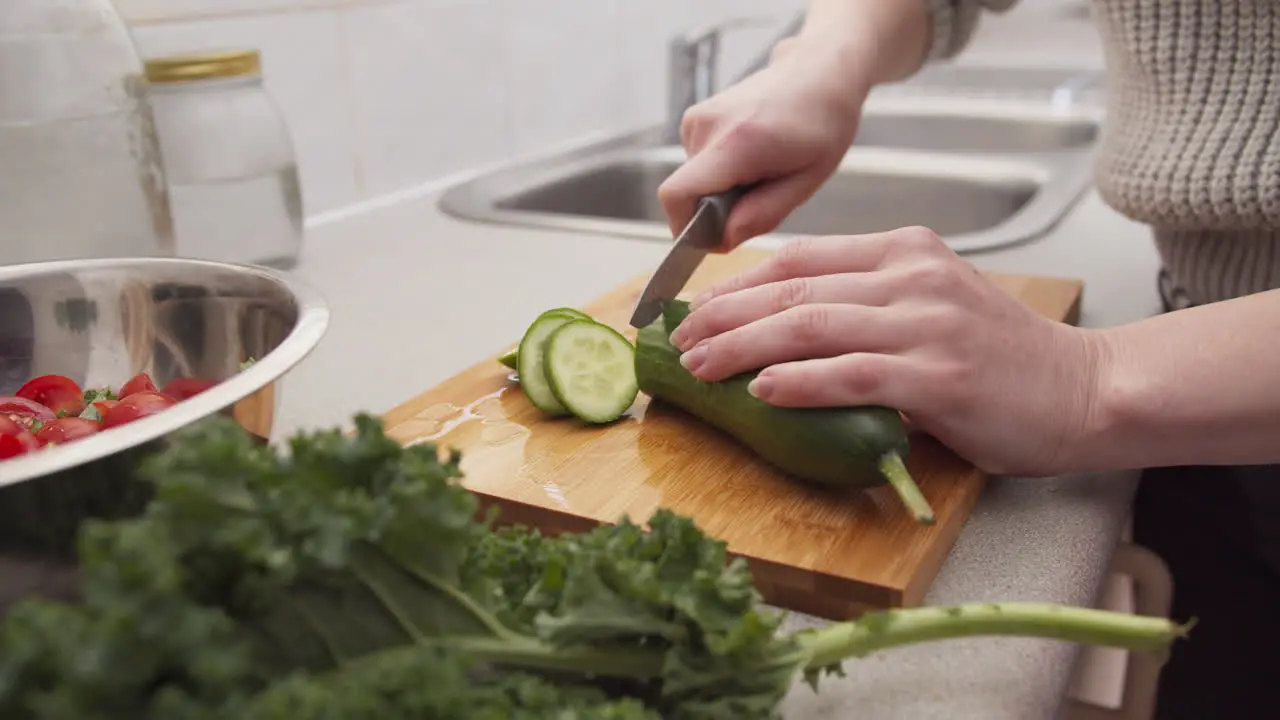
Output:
[92, 399, 119, 419]
[101, 391, 178, 429]
[0, 416, 41, 459]
[0, 396, 57, 430]
[34, 417, 103, 446]
[14, 374, 84, 416]
[118, 372, 159, 399]
[162, 377, 218, 401]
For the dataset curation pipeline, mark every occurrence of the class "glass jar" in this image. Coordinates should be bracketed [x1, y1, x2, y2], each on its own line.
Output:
[142, 49, 304, 270]
[0, 0, 176, 266]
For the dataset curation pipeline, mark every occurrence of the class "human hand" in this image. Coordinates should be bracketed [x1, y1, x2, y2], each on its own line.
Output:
[656, 39, 872, 251]
[666, 227, 1107, 477]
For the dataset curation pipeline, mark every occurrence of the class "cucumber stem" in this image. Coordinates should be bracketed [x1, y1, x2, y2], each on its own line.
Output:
[798, 602, 1194, 671]
[877, 452, 935, 526]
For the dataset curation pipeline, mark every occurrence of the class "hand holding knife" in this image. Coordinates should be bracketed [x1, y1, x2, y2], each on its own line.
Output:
[628, 185, 752, 329]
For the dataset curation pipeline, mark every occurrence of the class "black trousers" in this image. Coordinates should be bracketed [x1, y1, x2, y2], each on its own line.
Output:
[1134, 466, 1280, 719]
[1132, 271, 1280, 719]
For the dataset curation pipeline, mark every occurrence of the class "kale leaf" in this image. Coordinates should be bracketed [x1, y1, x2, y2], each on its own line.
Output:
[0, 413, 1193, 720]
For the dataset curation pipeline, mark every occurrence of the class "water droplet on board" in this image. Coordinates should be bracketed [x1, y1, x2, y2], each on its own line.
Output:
[534, 481, 570, 510]
[481, 422, 526, 446]
[406, 387, 520, 446]
[475, 389, 525, 446]
[516, 461, 572, 511]
[399, 402, 462, 441]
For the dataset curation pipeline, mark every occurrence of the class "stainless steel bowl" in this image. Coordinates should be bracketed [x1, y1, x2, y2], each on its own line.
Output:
[0, 257, 329, 561]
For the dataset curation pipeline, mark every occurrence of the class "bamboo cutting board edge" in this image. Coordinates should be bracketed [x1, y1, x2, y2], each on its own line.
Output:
[378, 361, 989, 610]
[381, 248, 1085, 620]
[454, 491, 946, 619]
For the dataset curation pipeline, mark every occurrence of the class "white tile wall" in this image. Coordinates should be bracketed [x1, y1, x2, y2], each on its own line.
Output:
[118, 0, 344, 25]
[342, 0, 515, 197]
[504, 0, 623, 156]
[112, 0, 803, 217]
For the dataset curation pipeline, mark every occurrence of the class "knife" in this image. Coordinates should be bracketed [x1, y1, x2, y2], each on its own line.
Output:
[628, 186, 750, 329]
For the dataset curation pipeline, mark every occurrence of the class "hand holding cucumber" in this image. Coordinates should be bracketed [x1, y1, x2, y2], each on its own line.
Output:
[666, 226, 1105, 478]
[501, 302, 936, 524]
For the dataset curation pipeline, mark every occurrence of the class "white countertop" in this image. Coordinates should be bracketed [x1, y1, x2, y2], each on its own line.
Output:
[274, 180, 1162, 719]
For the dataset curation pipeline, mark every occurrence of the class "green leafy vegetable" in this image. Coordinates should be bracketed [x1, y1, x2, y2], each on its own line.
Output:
[240, 648, 659, 720]
[82, 387, 117, 404]
[0, 413, 1193, 719]
[78, 387, 118, 421]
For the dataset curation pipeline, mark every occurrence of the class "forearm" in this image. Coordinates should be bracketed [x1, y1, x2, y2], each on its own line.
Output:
[1077, 289, 1280, 470]
[793, 0, 931, 86]
[788, 1, 1020, 87]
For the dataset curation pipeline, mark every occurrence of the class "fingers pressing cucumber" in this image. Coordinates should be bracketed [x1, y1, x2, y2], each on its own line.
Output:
[634, 299, 936, 526]
[509, 308, 638, 425]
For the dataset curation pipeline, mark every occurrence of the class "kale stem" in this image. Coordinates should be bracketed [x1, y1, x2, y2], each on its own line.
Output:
[349, 562, 427, 643]
[797, 602, 1193, 671]
[372, 544, 521, 641]
[290, 596, 350, 667]
[877, 452, 934, 526]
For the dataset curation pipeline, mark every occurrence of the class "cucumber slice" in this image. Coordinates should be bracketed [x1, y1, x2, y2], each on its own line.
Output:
[550, 308, 592, 321]
[544, 320, 639, 424]
[517, 310, 578, 415]
[499, 309, 592, 370]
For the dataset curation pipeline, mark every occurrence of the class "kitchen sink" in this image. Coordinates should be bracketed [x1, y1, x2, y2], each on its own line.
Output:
[852, 109, 1098, 154]
[439, 101, 1101, 254]
[494, 146, 1043, 240]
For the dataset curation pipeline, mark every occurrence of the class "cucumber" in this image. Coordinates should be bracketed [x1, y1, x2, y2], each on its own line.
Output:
[499, 308, 592, 370]
[517, 310, 579, 416]
[543, 320, 639, 424]
[634, 299, 934, 525]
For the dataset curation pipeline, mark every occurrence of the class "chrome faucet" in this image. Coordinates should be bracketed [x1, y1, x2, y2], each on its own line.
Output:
[665, 13, 806, 143]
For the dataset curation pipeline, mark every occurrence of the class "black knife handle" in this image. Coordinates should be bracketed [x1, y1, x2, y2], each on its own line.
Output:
[699, 183, 757, 231]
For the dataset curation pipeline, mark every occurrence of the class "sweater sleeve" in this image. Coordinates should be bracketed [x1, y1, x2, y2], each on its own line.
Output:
[925, 0, 1021, 61]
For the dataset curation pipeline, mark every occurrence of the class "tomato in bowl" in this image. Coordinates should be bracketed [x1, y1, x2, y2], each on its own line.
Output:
[0, 256, 329, 559]
[0, 371, 216, 463]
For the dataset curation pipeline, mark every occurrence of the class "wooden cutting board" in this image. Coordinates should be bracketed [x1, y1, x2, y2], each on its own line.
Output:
[382, 247, 1084, 620]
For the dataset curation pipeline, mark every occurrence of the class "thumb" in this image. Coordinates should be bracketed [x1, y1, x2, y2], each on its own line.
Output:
[657, 124, 777, 240]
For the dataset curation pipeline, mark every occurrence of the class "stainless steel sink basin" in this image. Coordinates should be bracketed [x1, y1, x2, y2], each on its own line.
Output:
[493, 146, 1043, 240]
[440, 101, 1101, 254]
[853, 109, 1098, 154]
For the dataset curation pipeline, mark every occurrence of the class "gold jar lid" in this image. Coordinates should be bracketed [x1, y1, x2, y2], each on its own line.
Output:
[144, 49, 262, 84]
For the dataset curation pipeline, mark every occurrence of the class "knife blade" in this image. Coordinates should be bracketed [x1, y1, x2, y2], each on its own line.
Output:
[629, 186, 748, 329]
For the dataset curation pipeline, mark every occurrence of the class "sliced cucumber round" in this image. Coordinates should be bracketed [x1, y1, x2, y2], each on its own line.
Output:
[544, 320, 639, 424]
[500, 309, 592, 371]
[548, 308, 591, 321]
[517, 310, 578, 415]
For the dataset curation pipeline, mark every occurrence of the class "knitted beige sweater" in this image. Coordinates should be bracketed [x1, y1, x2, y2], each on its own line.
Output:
[928, 0, 1280, 307]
